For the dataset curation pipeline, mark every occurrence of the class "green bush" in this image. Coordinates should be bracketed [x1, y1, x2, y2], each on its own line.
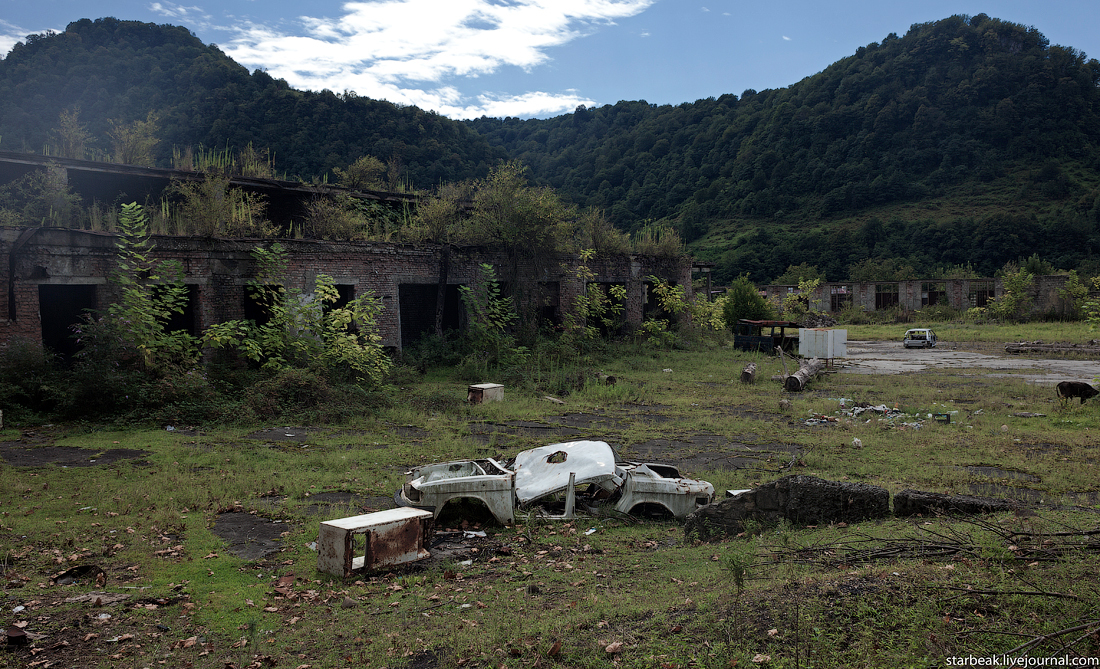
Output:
[913, 304, 964, 322]
[242, 368, 389, 422]
[720, 275, 773, 330]
[0, 339, 62, 422]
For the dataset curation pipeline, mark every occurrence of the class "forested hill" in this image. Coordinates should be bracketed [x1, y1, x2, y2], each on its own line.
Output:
[0, 18, 504, 183]
[468, 14, 1100, 282]
[5, 16, 1100, 283]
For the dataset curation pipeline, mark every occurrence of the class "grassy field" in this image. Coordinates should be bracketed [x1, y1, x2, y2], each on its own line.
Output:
[845, 320, 1098, 345]
[1, 324, 1098, 668]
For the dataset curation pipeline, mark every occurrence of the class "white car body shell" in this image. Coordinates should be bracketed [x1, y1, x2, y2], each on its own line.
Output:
[397, 440, 714, 524]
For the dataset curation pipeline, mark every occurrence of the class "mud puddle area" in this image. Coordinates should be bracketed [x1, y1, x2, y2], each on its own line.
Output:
[842, 340, 1100, 383]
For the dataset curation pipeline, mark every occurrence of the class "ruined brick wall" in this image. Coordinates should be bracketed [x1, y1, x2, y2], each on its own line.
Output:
[1, 227, 692, 352]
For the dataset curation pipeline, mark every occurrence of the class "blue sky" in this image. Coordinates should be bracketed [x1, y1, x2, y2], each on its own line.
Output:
[2, 1, 1099, 120]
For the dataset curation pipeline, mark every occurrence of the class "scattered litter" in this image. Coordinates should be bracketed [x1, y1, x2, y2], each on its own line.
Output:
[585, 528, 597, 535]
[851, 438, 862, 448]
[12, 606, 23, 613]
[165, 426, 175, 432]
[1012, 412, 1046, 418]
[306, 542, 317, 551]
[462, 531, 487, 538]
[459, 560, 474, 566]
[805, 400, 931, 430]
[663, 368, 673, 373]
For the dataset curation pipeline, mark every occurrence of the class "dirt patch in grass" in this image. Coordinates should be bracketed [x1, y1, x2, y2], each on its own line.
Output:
[545, 412, 627, 430]
[965, 482, 1046, 504]
[388, 424, 432, 440]
[210, 512, 288, 560]
[0, 443, 150, 467]
[961, 465, 1041, 482]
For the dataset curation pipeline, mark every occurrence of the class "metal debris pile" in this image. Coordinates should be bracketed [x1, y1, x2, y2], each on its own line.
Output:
[803, 398, 962, 430]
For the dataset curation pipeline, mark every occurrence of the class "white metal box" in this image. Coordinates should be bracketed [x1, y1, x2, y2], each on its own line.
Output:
[468, 383, 504, 403]
[798, 328, 848, 359]
[317, 507, 433, 577]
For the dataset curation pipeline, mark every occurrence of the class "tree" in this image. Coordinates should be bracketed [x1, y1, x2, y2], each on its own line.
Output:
[52, 108, 93, 160]
[781, 277, 822, 320]
[469, 161, 578, 338]
[104, 202, 198, 373]
[457, 263, 527, 373]
[1057, 270, 1087, 320]
[333, 155, 386, 191]
[721, 275, 773, 330]
[984, 263, 1034, 322]
[0, 167, 83, 227]
[168, 173, 272, 237]
[108, 112, 160, 166]
[773, 263, 825, 286]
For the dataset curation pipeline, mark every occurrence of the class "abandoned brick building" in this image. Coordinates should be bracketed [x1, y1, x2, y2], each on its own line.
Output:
[762, 274, 1076, 319]
[0, 151, 693, 357]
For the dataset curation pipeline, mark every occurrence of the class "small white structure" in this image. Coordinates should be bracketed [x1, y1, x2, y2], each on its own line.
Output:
[317, 508, 433, 577]
[799, 328, 847, 360]
[468, 383, 504, 403]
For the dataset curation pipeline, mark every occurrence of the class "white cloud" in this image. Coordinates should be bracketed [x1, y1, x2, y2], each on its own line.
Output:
[782, 35, 791, 41]
[0, 34, 20, 59]
[150, 3, 211, 22]
[220, 0, 655, 118]
[0, 20, 61, 59]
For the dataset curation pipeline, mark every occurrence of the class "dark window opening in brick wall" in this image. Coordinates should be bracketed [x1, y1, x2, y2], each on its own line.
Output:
[830, 285, 852, 312]
[875, 283, 899, 310]
[155, 284, 199, 336]
[39, 284, 97, 362]
[969, 281, 994, 308]
[243, 285, 283, 326]
[399, 283, 463, 349]
[644, 280, 678, 324]
[921, 282, 946, 307]
[539, 281, 561, 329]
[587, 282, 625, 335]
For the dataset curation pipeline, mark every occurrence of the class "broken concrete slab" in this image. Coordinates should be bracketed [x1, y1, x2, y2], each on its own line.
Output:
[0, 444, 149, 467]
[893, 489, 1019, 516]
[211, 512, 288, 560]
[683, 475, 890, 541]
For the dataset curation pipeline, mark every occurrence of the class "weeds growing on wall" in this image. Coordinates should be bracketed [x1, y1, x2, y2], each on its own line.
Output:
[457, 263, 528, 378]
[202, 243, 392, 387]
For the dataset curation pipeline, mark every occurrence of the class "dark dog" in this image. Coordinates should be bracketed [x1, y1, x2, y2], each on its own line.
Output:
[1056, 381, 1099, 405]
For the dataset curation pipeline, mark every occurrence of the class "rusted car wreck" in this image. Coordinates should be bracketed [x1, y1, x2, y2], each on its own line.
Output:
[395, 440, 714, 524]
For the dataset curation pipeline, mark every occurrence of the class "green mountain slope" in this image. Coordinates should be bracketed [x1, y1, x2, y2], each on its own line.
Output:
[0, 18, 505, 184]
[468, 14, 1100, 281]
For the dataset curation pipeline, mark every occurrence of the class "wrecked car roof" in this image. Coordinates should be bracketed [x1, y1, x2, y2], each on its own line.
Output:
[512, 440, 618, 504]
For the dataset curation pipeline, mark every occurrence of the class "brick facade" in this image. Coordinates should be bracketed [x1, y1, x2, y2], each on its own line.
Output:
[0, 226, 692, 353]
